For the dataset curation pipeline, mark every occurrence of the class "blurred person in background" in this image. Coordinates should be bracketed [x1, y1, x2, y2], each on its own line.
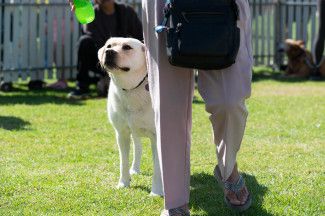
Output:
[67, 0, 143, 99]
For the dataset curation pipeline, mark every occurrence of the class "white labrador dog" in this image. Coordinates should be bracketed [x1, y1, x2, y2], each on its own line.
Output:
[98, 37, 163, 196]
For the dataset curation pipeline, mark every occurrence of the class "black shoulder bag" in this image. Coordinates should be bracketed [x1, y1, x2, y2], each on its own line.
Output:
[155, 0, 240, 70]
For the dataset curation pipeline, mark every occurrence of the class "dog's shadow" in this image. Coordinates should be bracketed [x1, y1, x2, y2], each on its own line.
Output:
[189, 172, 272, 215]
[0, 116, 31, 130]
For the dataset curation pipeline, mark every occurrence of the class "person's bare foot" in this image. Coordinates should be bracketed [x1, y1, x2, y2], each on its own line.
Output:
[224, 164, 249, 206]
[161, 204, 190, 216]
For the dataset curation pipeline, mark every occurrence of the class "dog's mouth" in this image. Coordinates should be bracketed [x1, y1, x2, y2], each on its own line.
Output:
[118, 67, 130, 72]
[104, 55, 117, 68]
[103, 53, 130, 72]
[104, 63, 130, 72]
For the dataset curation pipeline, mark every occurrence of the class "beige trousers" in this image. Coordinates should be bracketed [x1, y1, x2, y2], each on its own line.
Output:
[142, 0, 253, 209]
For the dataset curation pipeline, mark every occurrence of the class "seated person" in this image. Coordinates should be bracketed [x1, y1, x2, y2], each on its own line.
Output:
[68, 0, 143, 99]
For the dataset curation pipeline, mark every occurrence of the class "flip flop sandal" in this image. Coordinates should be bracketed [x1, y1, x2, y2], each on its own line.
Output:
[160, 207, 190, 216]
[214, 165, 252, 212]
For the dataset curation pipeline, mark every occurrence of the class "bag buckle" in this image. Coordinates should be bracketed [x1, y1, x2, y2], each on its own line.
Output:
[155, 25, 168, 33]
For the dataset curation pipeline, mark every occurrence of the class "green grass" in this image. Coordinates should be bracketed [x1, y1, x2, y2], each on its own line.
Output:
[0, 69, 324, 215]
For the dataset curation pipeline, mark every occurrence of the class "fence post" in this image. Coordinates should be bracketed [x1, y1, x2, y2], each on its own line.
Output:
[0, 0, 3, 80]
[274, 0, 283, 69]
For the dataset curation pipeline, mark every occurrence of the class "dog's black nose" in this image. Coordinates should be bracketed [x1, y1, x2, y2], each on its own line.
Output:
[105, 49, 117, 58]
[105, 49, 117, 68]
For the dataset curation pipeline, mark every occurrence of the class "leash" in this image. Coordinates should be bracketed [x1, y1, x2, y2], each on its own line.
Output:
[155, 0, 171, 33]
[304, 56, 316, 69]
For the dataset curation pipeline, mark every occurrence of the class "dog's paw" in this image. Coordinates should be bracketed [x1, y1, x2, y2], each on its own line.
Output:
[149, 191, 164, 197]
[129, 168, 140, 175]
[117, 181, 130, 188]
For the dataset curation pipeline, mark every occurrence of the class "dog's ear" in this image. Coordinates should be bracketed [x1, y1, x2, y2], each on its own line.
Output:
[98, 47, 104, 64]
[285, 39, 295, 45]
[297, 40, 304, 45]
[297, 40, 305, 48]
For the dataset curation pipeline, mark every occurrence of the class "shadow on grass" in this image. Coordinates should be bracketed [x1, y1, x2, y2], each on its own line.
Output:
[192, 96, 205, 104]
[0, 83, 106, 105]
[0, 86, 86, 106]
[133, 185, 151, 194]
[0, 94, 85, 106]
[0, 116, 31, 130]
[190, 173, 272, 215]
[252, 68, 311, 83]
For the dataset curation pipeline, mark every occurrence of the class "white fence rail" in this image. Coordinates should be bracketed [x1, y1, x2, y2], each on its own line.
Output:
[0, 0, 320, 87]
[252, 0, 318, 66]
[0, 0, 81, 84]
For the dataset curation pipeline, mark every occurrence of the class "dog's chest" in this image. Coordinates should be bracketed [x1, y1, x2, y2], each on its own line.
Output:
[108, 85, 155, 136]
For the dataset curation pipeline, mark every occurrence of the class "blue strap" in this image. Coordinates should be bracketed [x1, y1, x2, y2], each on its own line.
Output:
[224, 175, 245, 196]
[155, 0, 171, 33]
[155, 24, 168, 33]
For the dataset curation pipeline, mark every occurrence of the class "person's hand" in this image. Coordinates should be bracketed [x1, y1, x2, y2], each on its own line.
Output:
[68, 0, 75, 11]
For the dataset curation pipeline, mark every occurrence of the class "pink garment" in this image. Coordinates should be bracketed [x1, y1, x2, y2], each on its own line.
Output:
[142, 0, 253, 210]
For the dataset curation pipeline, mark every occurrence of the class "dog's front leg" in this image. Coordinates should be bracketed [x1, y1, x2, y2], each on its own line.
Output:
[150, 135, 164, 196]
[116, 130, 131, 188]
[130, 134, 142, 175]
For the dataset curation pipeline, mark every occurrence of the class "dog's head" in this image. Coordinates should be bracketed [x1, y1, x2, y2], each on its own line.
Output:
[284, 39, 306, 59]
[98, 37, 146, 74]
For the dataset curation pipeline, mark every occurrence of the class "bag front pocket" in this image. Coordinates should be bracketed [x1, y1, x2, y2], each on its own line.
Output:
[178, 22, 232, 57]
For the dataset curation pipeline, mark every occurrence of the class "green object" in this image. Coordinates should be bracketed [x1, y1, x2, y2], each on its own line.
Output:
[73, 0, 95, 24]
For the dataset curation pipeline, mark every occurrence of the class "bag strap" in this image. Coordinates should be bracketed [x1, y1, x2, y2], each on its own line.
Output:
[155, 0, 172, 33]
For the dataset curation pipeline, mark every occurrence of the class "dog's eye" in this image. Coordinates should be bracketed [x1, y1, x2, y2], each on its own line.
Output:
[106, 44, 111, 49]
[122, 45, 133, 50]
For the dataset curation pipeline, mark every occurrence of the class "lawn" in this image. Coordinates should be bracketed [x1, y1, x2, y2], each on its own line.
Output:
[0, 68, 324, 215]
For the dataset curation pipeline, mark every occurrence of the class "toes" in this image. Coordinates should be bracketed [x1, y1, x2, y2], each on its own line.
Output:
[225, 187, 250, 206]
[238, 187, 249, 205]
[225, 190, 241, 205]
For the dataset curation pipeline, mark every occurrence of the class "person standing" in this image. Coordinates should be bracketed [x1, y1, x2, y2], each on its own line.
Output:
[142, 0, 253, 215]
[311, 0, 325, 80]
